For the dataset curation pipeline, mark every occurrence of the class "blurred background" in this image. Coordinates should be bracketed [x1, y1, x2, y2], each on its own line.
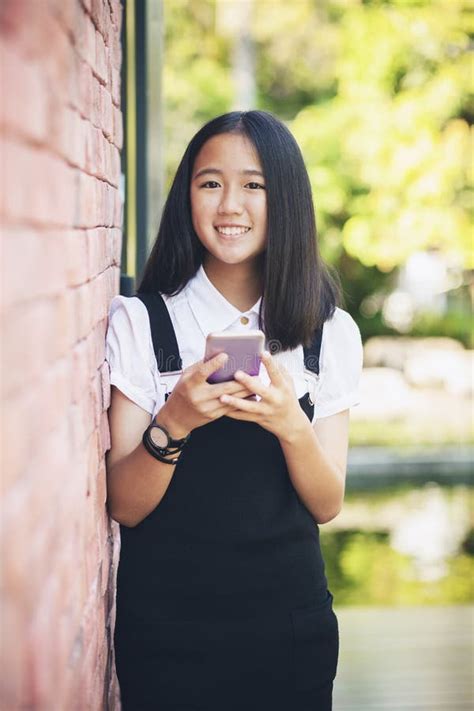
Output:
[159, 1, 473, 707]
[0, 0, 471, 708]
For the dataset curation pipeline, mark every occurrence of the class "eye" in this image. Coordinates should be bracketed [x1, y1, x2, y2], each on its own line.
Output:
[200, 180, 221, 188]
[245, 182, 266, 190]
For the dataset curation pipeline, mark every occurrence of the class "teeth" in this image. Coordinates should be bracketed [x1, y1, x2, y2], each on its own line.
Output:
[216, 226, 250, 236]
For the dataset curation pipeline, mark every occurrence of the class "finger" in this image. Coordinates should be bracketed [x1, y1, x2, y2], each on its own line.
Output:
[219, 393, 263, 413]
[233, 371, 271, 398]
[261, 351, 284, 387]
[207, 401, 252, 420]
[207, 404, 236, 420]
[193, 353, 228, 382]
[209, 379, 253, 398]
[225, 410, 258, 422]
[207, 388, 252, 404]
[226, 388, 255, 399]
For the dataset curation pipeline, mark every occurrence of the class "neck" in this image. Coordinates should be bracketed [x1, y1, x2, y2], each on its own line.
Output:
[203, 256, 263, 312]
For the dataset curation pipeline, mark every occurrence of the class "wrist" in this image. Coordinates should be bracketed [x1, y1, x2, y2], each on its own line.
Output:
[278, 409, 313, 447]
[155, 407, 190, 440]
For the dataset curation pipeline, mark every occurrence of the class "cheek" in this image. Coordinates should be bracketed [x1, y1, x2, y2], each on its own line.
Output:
[191, 193, 216, 223]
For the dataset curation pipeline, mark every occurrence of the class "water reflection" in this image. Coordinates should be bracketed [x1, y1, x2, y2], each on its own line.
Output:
[321, 483, 473, 605]
[390, 484, 470, 581]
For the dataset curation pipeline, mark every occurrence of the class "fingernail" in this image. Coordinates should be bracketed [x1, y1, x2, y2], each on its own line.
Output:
[263, 350, 270, 358]
[234, 370, 244, 379]
[221, 394, 229, 403]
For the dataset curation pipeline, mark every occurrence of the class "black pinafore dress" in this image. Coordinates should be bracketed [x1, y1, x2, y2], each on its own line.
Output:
[114, 294, 339, 711]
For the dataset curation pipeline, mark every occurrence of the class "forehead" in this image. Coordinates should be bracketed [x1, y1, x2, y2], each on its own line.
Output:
[193, 133, 262, 170]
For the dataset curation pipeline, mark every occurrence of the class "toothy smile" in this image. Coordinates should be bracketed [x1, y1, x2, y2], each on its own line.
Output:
[215, 225, 251, 236]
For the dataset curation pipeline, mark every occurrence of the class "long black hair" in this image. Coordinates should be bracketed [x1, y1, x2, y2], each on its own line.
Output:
[138, 110, 341, 349]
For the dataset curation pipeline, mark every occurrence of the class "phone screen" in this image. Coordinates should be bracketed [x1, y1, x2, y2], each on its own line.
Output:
[205, 331, 265, 384]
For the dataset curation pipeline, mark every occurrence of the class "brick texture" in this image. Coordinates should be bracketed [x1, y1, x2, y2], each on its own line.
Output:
[0, 1, 123, 709]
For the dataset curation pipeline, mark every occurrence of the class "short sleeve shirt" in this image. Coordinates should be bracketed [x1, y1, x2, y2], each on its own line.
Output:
[105, 265, 363, 423]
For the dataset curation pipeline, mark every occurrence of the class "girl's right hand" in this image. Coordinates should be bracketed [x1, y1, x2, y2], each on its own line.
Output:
[156, 353, 252, 439]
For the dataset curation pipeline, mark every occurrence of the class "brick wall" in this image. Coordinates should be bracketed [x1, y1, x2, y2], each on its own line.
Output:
[0, 1, 123, 709]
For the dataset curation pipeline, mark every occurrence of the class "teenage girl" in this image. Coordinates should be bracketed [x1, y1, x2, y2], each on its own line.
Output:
[106, 110, 363, 711]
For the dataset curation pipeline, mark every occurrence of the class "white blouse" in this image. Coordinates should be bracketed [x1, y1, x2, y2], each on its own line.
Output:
[105, 265, 363, 423]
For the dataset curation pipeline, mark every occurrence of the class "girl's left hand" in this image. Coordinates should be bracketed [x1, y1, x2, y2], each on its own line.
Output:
[220, 351, 309, 442]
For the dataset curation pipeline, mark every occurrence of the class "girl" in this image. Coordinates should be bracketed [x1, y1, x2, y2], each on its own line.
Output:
[106, 111, 363, 711]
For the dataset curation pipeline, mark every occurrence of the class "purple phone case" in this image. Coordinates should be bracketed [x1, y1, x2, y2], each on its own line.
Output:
[205, 334, 264, 383]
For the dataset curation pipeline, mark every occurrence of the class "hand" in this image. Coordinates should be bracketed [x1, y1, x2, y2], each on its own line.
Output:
[157, 353, 253, 438]
[219, 351, 310, 442]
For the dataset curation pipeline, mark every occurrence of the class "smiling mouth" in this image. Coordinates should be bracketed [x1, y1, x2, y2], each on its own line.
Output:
[215, 226, 251, 236]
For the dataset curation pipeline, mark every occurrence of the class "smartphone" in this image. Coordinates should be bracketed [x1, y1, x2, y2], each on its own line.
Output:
[204, 330, 265, 384]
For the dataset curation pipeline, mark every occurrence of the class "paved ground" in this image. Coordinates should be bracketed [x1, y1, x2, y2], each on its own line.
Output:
[333, 605, 474, 711]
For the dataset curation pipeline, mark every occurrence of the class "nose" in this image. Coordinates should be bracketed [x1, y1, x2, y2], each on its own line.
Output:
[217, 186, 244, 216]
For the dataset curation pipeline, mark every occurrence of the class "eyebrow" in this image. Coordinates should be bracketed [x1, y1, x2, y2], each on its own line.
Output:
[193, 167, 265, 180]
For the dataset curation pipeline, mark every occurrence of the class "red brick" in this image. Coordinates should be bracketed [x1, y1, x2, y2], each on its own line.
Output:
[26, 575, 62, 707]
[0, 41, 49, 144]
[109, 0, 123, 25]
[42, 17, 72, 103]
[110, 227, 123, 265]
[1, 298, 71, 396]
[52, 106, 85, 169]
[78, 58, 94, 121]
[84, 124, 102, 178]
[0, 1, 57, 61]
[71, 281, 95, 341]
[75, 171, 98, 227]
[80, 0, 92, 13]
[0, 228, 66, 312]
[91, 75, 102, 128]
[112, 104, 123, 149]
[49, 0, 77, 45]
[94, 28, 108, 85]
[83, 121, 96, 176]
[110, 63, 121, 107]
[0, 596, 29, 708]
[99, 84, 113, 140]
[75, 14, 96, 73]
[71, 339, 91, 405]
[1, 424, 70, 609]
[110, 143, 121, 185]
[87, 226, 109, 277]
[0, 137, 76, 227]
[114, 188, 123, 227]
[0, 4, 125, 708]
[65, 229, 89, 287]
[88, 319, 108, 373]
[107, 30, 119, 68]
[90, 0, 106, 39]
[67, 51, 82, 114]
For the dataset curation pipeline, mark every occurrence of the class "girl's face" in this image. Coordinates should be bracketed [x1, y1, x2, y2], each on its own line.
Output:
[190, 133, 268, 269]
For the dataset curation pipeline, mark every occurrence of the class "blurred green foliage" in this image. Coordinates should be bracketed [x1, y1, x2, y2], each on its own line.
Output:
[163, 0, 472, 329]
[322, 528, 474, 605]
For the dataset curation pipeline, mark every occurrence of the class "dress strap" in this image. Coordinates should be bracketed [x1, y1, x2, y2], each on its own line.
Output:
[135, 293, 183, 373]
[303, 325, 324, 376]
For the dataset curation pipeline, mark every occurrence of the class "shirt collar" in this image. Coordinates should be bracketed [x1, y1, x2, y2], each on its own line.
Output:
[185, 264, 262, 336]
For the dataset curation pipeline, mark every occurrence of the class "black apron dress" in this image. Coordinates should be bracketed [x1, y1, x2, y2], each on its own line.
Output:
[114, 293, 339, 711]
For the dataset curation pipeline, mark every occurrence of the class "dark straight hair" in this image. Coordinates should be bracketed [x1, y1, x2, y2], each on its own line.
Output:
[138, 110, 341, 350]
